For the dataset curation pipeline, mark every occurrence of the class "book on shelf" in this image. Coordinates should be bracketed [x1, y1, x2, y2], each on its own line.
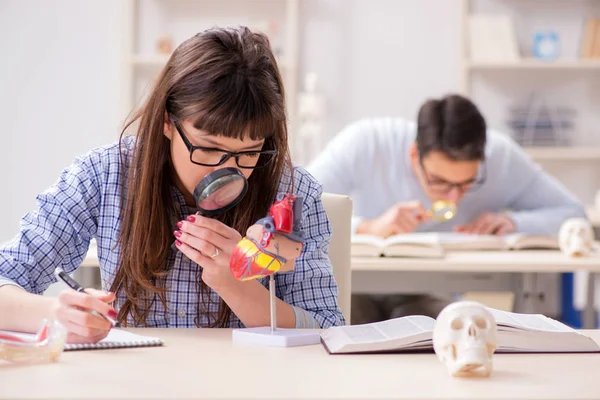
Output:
[320, 308, 600, 354]
[580, 18, 597, 58]
[594, 18, 600, 58]
[580, 18, 600, 59]
[351, 232, 559, 258]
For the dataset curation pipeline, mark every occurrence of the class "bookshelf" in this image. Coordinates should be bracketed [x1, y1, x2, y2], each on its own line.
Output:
[119, 0, 300, 150]
[459, 0, 600, 173]
[525, 146, 600, 161]
[466, 58, 600, 71]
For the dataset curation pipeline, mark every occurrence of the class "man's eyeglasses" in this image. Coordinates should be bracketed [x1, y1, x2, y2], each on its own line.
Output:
[173, 120, 278, 169]
[419, 160, 486, 194]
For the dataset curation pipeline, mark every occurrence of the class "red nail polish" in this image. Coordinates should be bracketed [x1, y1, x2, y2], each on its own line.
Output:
[174, 230, 182, 238]
[186, 215, 196, 223]
[175, 240, 183, 246]
[177, 221, 183, 229]
[108, 309, 118, 319]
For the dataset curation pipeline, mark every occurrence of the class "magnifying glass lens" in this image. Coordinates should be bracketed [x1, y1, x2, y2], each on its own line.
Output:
[193, 168, 248, 217]
[429, 201, 457, 222]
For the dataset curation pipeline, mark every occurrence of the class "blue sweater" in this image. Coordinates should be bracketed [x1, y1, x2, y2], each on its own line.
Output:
[307, 117, 586, 236]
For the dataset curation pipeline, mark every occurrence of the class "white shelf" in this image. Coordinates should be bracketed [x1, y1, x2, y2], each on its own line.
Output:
[466, 58, 600, 71]
[524, 146, 600, 161]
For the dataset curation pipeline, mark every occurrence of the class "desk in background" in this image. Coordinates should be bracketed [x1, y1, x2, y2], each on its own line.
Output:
[3, 328, 600, 399]
[352, 251, 600, 328]
[81, 247, 600, 327]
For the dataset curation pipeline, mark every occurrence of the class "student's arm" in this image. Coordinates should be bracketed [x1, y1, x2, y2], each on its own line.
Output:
[272, 174, 345, 328]
[0, 153, 113, 337]
[306, 121, 367, 234]
[185, 169, 345, 328]
[500, 138, 586, 236]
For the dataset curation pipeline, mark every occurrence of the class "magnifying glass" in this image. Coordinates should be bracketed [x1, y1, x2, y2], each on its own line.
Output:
[192, 167, 248, 217]
[426, 200, 457, 222]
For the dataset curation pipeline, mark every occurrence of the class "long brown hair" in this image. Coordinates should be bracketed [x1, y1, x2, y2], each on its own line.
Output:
[110, 26, 291, 327]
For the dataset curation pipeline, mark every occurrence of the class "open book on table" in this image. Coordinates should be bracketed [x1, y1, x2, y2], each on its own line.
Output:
[320, 308, 600, 354]
[351, 232, 559, 258]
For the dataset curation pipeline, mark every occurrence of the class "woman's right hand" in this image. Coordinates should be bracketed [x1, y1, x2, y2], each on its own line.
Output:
[54, 289, 117, 344]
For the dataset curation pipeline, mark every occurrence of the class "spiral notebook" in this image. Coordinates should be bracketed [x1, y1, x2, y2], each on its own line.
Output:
[64, 329, 164, 351]
[0, 328, 164, 351]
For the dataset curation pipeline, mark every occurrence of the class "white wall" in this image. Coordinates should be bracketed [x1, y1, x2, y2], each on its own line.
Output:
[0, 0, 122, 243]
[298, 0, 600, 204]
[298, 0, 461, 150]
[1, 0, 597, 249]
[468, 0, 600, 204]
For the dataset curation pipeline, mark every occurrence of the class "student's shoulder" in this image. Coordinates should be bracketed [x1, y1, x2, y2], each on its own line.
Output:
[337, 117, 414, 142]
[278, 164, 323, 203]
[72, 135, 136, 180]
[485, 129, 527, 159]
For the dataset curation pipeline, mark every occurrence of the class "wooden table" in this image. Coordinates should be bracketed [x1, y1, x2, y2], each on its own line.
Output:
[3, 328, 600, 399]
[352, 251, 600, 328]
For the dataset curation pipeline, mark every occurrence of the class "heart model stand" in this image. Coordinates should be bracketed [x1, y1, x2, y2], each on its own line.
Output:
[229, 193, 321, 347]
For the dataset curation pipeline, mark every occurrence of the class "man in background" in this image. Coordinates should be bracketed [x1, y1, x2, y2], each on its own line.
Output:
[307, 94, 586, 324]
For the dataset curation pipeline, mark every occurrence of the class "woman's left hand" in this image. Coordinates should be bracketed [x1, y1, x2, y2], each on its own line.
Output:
[174, 214, 243, 293]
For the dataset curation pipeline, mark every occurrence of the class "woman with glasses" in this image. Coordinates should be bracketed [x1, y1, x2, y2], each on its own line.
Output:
[0, 27, 345, 343]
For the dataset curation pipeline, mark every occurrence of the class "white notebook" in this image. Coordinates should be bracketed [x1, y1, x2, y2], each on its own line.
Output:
[64, 329, 164, 351]
[0, 328, 164, 351]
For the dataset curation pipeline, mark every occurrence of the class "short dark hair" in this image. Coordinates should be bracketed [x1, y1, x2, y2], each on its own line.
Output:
[416, 94, 486, 161]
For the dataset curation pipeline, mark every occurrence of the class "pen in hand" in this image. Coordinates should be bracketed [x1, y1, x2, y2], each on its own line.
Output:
[53, 267, 120, 327]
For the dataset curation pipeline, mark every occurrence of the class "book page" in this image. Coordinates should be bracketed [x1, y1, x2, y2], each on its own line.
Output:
[337, 315, 435, 344]
[436, 232, 505, 250]
[489, 308, 574, 332]
[503, 233, 558, 250]
[351, 234, 385, 257]
[384, 233, 440, 247]
[351, 234, 385, 247]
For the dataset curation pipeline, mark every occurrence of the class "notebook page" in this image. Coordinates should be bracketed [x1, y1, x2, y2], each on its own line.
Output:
[64, 329, 164, 350]
[0, 328, 163, 349]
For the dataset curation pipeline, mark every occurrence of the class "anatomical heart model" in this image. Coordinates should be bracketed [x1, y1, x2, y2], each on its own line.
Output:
[230, 193, 319, 347]
[230, 193, 304, 281]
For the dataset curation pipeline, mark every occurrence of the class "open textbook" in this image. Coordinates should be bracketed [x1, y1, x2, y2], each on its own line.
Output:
[320, 308, 600, 354]
[351, 232, 559, 258]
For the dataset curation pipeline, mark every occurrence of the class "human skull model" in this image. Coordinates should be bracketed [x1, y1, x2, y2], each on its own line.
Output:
[433, 301, 497, 377]
[559, 218, 594, 258]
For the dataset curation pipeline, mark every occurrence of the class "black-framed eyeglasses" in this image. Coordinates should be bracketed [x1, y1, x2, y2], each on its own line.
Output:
[419, 159, 487, 194]
[172, 120, 278, 169]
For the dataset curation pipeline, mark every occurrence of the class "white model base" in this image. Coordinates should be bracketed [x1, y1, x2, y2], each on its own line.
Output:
[232, 327, 321, 347]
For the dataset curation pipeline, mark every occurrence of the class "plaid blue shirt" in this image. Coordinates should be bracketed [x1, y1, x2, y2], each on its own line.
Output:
[0, 136, 345, 328]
